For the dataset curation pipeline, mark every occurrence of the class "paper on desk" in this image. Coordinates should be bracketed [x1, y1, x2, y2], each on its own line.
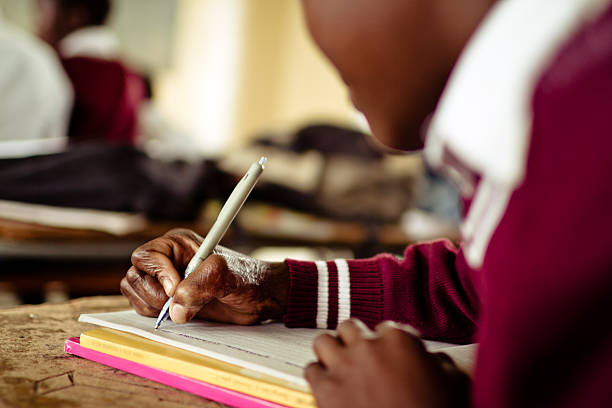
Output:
[79, 310, 467, 388]
[79, 310, 331, 387]
[0, 200, 147, 235]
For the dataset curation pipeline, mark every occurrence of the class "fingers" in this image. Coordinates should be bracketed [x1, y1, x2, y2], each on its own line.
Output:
[313, 333, 344, 368]
[311, 320, 370, 377]
[120, 274, 161, 317]
[120, 266, 168, 316]
[168, 302, 199, 324]
[171, 254, 229, 324]
[124, 230, 278, 326]
[431, 352, 458, 373]
[315, 319, 419, 371]
[124, 266, 168, 308]
[131, 246, 180, 296]
[304, 361, 327, 384]
[131, 229, 202, 296]
[374, 321, 425, 358]
[375, 320, 421, 337]
[336, 319, 374, 345]
[121, 229, 204, 318]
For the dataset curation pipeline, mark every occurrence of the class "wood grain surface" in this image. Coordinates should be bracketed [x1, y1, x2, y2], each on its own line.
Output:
[0, 296, 224, 408]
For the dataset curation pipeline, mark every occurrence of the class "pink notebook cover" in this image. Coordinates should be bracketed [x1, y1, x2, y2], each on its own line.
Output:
[64, 337, 288, 408]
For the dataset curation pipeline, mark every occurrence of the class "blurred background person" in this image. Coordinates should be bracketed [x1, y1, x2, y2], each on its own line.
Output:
[0, 7, 72, 158]
[37, 0, 145, 145]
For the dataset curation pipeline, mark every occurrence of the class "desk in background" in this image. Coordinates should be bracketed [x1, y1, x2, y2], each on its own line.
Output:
[0, 201, 458, 304]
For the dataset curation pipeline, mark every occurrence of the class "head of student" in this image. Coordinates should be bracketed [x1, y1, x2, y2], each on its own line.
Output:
[37, 0, 112, 47]
[300, 0, 496, 151]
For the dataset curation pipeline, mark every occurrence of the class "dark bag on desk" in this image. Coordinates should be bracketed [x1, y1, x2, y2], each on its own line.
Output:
[0, 143, 225, 220]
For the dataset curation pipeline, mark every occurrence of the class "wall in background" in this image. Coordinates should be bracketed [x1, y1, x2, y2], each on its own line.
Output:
[108, 0, 177, 72]
[230, 1, 359, 148]
[156, 0, 359, 155]
[0, 0, 177, 72]
[0, 0, 31, 30]
[155, 0, 246, 155]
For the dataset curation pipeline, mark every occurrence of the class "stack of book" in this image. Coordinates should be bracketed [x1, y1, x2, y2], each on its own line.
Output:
[66, 310, 474, 408]
[67, 310, 325, 407]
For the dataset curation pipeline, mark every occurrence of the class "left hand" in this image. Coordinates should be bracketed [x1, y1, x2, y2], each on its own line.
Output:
[305, 320, 470, 408]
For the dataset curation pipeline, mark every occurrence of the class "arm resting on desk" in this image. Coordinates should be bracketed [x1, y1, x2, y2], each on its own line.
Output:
[284, 239, 480, 344]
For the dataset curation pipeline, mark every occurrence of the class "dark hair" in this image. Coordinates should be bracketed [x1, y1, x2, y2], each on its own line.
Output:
[59, 0, 112, 26]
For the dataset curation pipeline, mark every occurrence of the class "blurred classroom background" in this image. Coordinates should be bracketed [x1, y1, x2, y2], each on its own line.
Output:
[0, 0, 460, 306]
[1, 0, 360, 155]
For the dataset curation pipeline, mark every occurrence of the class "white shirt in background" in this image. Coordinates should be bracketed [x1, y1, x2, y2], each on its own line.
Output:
[0, 13, 73, 158]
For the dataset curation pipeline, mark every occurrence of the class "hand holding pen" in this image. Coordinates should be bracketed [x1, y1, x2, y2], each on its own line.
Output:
[155, 156, 266, 328]
[119, 157, 290, 327]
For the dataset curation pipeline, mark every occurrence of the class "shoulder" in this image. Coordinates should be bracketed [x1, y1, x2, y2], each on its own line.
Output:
[0, 24, 59, 72]
[533, 4, 612, 120]
[0, 24, 70, 96]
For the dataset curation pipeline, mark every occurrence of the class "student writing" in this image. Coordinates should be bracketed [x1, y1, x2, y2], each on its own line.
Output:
[120, 0, 612, 407]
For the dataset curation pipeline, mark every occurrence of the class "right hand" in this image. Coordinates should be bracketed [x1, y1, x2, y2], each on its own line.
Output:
[119, 229, 289, 325]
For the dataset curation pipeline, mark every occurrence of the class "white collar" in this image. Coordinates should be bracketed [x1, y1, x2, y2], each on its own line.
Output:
[59, 26, 119, 59]
[424, 0, 610, 191]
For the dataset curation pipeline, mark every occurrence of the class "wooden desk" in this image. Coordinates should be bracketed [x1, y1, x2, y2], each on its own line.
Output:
[0, 296, 221, 408]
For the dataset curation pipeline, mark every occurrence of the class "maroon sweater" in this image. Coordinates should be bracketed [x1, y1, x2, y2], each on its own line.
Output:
[61, 56, 144, 145]
[282, 4, 612, 408]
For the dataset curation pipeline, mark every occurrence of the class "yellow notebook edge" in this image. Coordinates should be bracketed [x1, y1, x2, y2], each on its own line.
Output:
[80, 328, 315, 408]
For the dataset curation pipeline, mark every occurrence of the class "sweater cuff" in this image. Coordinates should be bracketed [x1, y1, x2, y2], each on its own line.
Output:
[346, 259, 384, 329]
[283, 258, 384, 329]
[283, 259, 318, 328]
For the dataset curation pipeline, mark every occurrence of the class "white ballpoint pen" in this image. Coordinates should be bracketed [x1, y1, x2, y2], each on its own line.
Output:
[154, 157, 267, 329]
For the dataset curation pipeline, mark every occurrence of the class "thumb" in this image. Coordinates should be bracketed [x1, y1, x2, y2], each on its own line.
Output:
[170, 255, 229, 324]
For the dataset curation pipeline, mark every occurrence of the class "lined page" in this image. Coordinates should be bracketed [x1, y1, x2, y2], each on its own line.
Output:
[79, 310, 329, 387]
[79, 310, 464, 387]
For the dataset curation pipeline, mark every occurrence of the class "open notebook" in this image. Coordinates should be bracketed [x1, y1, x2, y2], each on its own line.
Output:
[76, 311, 475, 406]
[79, 311, 460, 388]
[80, 311, 331, 389]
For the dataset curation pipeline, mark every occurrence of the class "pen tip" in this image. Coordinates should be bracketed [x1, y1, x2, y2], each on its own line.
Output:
[154, 324, 159, 330]
[258, 156, 267, 166]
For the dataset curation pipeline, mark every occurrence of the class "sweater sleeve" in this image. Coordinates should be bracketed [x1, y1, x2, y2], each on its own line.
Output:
[283, 239, 480, 343]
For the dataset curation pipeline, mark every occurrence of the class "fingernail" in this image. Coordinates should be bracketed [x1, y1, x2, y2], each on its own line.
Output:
[170, 303, 188, 324]
[350, 318, 374, 335]
[160, 277, 173, 296]
[379, 321, 421, 337]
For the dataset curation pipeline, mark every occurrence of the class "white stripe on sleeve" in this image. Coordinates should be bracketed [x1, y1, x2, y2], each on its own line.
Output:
[315, 260, 329, 328]
[335, 259, 351, 324]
